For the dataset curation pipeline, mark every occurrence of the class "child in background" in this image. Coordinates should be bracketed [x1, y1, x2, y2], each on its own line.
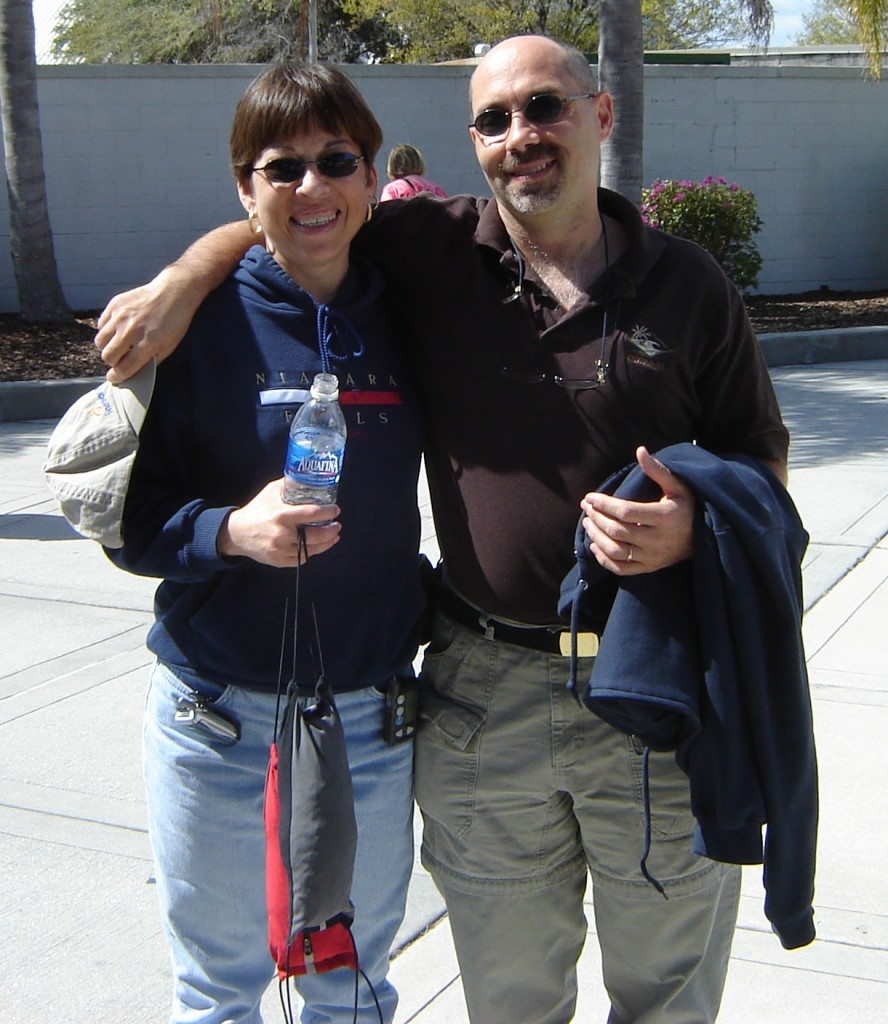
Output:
[380, 143, 448, 200]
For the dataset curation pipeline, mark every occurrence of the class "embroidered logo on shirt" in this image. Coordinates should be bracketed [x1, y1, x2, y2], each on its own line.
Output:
[626, 325, 671, 360]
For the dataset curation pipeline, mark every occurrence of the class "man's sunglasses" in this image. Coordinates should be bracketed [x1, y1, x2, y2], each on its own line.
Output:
[470, 93, 596, 138]
[252, 152, 365, 185]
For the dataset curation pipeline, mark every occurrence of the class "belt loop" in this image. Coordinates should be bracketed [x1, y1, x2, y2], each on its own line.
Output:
[477, 613, 496, 641]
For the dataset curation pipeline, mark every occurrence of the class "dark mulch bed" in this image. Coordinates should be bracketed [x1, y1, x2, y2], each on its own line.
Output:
[1, 312, 104, 382]
[2, 289, 887, 382]
[743, 289, 888, 335]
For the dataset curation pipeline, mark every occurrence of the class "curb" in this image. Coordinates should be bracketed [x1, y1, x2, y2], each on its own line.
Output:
[1, 327, 887, 424]
[757, 324, 888, 368]
[0, 376, 103, 424]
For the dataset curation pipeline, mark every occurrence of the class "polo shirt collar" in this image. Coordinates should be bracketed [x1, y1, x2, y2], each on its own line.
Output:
[474, 187, 668, 304]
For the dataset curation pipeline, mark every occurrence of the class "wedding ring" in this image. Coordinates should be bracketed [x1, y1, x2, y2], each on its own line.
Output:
[626, 545, 633, 563]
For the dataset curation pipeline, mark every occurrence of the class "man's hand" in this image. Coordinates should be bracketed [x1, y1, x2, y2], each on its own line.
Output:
[217, 479, 342, 568]
[95, 220, 255, 383]
[95, 267, 202, 383]
[580, 446, 694, 575]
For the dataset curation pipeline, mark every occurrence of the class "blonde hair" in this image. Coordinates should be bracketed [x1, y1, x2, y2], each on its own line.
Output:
[386, 143, 425, 180]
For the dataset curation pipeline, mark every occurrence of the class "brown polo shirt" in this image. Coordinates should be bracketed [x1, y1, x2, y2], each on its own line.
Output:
[358, 188, 789, 625]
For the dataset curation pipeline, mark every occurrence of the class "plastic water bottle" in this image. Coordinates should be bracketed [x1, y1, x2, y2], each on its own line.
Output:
[282, 372, 347, 520]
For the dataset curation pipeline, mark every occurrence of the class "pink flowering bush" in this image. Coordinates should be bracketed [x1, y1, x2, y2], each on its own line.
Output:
[640, 177, 763, 291]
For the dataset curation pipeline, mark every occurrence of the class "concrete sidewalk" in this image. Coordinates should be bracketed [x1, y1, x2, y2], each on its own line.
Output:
[2, 360, 887, 1023]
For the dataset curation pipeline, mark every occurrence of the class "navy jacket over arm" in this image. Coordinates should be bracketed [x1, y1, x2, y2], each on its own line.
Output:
[559, 444, 817, 950]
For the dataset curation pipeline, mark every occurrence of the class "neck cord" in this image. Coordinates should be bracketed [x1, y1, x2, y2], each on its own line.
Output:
[503, 238, 525, 304]
[505, 217, 613, 385]
[595, 217, 612, 385]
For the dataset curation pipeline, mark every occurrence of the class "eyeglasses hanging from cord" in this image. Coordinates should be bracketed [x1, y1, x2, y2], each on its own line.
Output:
[500, 218, 612, 390]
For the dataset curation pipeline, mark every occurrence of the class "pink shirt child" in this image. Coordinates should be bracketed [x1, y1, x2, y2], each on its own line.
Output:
[380, 175, 448, 201]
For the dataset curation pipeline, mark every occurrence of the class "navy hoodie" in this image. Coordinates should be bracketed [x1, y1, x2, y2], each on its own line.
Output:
[109, 247, 425, 694]
[560, 444, 817, 950]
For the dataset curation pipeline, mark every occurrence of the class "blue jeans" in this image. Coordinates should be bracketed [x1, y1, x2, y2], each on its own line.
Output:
[143, 660, 414, 1024]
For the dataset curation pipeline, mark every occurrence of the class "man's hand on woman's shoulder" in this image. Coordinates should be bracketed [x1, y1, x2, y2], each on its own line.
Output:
[96, 220, 256, 382]
[95, 267, 201, 382]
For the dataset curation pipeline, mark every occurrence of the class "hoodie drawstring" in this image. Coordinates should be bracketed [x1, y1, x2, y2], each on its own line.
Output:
[566, 576, 588, 703]
[639, 744, 669, 899]
[316, 304, 365, 373]
[566, 564, 668, 900]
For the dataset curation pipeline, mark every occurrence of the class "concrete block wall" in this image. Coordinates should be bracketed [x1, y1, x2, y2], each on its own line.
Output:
[643, 65, 888, 293]
[0, 62, 885, 311]
[19, 66, 265, 312]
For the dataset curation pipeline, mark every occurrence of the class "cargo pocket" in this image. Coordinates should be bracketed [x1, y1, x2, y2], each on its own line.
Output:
[628, 734, 696, 841]
[415, 686, 486, 838]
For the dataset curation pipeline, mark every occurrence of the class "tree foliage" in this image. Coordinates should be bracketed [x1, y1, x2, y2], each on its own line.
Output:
[797, 0, 864, 43]
[52, 0, 785, 65]
[341, 0, 765, 62]
[641, 0, 750, 49]
[850, 0, 886, 75]
[797, 0, 887, 68]
[52, 0, 399, 64]
[339, 0, 539, 62]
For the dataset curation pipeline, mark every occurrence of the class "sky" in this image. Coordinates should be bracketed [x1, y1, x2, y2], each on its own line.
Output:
[33, 0, 66, 62]
[31, 1, 814, 62]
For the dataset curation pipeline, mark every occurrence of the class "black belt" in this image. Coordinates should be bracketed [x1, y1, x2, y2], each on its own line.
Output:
[438, 588, 599, 658]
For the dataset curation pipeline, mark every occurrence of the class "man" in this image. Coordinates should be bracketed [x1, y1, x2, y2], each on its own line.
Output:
[95, 36, 792, 1024]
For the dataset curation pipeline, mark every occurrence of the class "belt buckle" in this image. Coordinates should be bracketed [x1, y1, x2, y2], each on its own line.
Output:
[558, 631, 600, 658]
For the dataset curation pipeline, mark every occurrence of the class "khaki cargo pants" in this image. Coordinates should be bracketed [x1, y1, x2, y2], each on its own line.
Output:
[416, 610, 740, 1024]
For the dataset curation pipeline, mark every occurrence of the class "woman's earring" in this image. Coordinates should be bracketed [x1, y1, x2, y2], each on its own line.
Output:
[365, 196, 379, 223]
[248, 209, 263, 234]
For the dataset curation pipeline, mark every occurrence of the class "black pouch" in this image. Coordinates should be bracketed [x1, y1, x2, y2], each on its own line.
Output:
[382, 674, 420, 744]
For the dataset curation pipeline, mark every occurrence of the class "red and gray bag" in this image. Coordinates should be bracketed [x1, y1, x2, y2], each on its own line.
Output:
[264, 539, 384, 1021]
[265, 669, 358, 978]
[264, 535, 359, 980]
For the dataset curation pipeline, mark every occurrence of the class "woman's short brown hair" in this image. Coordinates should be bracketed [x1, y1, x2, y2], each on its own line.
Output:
[230, 62, 383, 186]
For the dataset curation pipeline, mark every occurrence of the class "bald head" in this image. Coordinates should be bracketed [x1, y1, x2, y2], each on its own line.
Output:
[470, 35, 598, 110]
[466, 33, 612, 244]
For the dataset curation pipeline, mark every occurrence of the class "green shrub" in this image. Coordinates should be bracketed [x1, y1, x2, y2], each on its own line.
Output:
[640, 177, 764, 291]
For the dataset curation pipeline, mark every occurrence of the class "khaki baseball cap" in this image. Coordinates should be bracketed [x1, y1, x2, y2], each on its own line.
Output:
[43, 360, 156, 548]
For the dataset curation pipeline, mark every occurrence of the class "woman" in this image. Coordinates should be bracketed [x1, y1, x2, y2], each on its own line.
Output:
[379, 143, 448, 201]
[108, 63, 425, 1024]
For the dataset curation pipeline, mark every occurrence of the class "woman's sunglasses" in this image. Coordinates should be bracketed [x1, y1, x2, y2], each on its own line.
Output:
[470, 93, 596, 138]
[252, 152, 365, 185]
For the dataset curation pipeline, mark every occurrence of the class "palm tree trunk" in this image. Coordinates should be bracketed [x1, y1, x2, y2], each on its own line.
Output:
[598, 0, 644, 204]
[0, 0, 71, 321]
